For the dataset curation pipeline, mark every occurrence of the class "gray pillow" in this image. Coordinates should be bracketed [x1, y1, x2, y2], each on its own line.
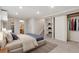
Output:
[11, 33, 19, 40]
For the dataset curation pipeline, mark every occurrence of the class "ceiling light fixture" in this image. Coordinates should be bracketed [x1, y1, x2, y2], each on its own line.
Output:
[19, 20, 24, 23]
[50, 6, 54, 8]
[19, 6, 23, 9]
[36, 11, 40, 14]
[16, 12, 18, 15]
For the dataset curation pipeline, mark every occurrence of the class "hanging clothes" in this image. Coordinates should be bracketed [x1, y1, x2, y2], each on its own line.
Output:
[71, 17, 74, 31]
[76, 17, 78, 31]
[78, 19, 79, 31]
[68, 16, 71, 30]
[74, 19, 76, 31]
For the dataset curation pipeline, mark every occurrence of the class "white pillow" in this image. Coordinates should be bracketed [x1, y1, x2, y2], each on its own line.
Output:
[6, 32, 13, 43]
[4, 31, 13, 43]
[0, 32, 6, 48]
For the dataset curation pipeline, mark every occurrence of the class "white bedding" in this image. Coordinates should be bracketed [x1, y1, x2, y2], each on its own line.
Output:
[17, 34, 38, 52]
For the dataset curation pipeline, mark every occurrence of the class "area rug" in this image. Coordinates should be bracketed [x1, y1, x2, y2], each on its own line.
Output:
[27, 41, 57, 53]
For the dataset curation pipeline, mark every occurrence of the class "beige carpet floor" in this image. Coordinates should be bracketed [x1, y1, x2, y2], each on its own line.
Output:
[27, 41, 57, 53]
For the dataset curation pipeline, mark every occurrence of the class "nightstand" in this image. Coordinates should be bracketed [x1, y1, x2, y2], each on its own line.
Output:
[0, 48, 8, 53]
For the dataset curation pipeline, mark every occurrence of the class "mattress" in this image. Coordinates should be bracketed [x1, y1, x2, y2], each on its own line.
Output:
[27, 33, 44, 41]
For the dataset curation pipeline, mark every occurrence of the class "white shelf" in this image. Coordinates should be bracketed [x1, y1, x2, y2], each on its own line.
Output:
[44, 16, 54, 38]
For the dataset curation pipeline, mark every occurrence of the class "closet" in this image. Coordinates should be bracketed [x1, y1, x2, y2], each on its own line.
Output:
[67, 12, 79, 42]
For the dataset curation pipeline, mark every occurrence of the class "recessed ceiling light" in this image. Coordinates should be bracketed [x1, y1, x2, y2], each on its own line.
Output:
[36, 11, 40, 14]
[16, 12, 18, 15]
[19, 20, 24, 23]
[19, 6, 23, 9]
[50, 6, 54, 8]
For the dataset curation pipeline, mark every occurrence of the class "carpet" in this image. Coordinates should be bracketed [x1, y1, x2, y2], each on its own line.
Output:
[27, 41, 57, 53]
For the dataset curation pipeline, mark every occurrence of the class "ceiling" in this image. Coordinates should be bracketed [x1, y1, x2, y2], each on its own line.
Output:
[0, 6, 79, 20]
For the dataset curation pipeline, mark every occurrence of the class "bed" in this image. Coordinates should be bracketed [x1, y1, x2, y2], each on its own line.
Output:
[26, 33, 46, 46]
[0, 30, 46, 53]
[16, 33, 46, 52]
[26, 33, 44, 41]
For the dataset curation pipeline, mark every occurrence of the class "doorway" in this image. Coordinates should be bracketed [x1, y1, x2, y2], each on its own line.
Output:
[20, 22, 24, 34]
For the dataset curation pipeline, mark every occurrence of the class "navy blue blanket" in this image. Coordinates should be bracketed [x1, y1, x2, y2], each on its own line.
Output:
[27, 33, 44, 41]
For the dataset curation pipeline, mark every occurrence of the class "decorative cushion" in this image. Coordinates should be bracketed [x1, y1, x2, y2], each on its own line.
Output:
[11, 33, 19, 40]
[6, 32, 13, 43]
[4, 31, 13, 43]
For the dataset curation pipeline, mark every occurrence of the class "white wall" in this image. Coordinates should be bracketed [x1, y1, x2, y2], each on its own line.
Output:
[14, 19, 20, 34]
[24, 20, 28, 34]
[35, 19, 45, 35]
[26, 18, 36, 34]
[26, 18, 44, 34]
[55, 15, 67, 41]
[26, 20, 30, 33]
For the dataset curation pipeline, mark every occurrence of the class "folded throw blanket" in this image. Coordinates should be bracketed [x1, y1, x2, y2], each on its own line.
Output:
[17, 34, 38, 52]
